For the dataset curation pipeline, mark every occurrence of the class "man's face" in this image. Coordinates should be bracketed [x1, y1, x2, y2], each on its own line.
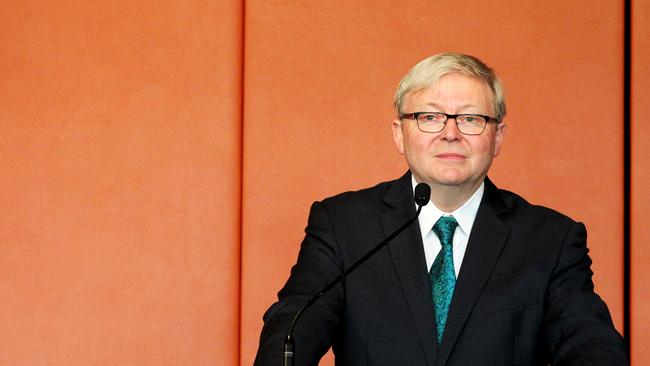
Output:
[392, 73, 505, 193]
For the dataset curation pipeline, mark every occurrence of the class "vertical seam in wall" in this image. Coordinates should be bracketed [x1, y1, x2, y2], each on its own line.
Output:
[238, 0, 246, 364]
[623, 0, 631, 361]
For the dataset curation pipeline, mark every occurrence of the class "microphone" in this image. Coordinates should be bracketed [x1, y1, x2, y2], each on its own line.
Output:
[282, 183, 431, 366]
[414, 182, 431, 207]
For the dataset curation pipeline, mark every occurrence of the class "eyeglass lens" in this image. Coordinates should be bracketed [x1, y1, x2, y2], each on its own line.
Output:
[417, 113, 486, 135]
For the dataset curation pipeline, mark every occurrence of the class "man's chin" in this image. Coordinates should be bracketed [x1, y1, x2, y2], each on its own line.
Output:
[431, 173, 468, 187]
[437, 179, 467, 187]
[413, 170, 476, 188]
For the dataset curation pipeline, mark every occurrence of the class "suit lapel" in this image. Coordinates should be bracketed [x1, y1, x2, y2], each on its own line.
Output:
[381, 172, 438, 366]
[437, 178, 511, 365]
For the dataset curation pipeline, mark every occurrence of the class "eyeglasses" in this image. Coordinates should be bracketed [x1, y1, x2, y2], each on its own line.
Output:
[399, 112, 500, 135]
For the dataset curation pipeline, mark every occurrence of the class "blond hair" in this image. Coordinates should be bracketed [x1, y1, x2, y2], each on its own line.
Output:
[394, 53, 506, 121]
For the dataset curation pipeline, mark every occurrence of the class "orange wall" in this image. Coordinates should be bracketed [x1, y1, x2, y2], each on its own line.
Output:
[0, 1, 645, 365]
[0, 1, 242, 365]
[632, 0, 650, 364]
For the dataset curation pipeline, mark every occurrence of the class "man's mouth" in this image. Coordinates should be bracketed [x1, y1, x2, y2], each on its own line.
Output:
[435, 153, 466, 160]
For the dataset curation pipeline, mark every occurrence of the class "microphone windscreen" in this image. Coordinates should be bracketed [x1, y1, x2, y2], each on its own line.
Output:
[414, 183, 431, 206]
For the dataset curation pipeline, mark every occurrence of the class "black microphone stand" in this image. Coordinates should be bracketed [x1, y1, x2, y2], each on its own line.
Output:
[282, 183, 430, 366]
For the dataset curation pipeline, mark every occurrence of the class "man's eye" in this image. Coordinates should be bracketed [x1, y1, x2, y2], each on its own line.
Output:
[460, 115, 485, 124]
[420, 113, 444, 121]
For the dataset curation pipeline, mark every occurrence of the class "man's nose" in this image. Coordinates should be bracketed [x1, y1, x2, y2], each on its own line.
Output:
[439, 117, 462, 140]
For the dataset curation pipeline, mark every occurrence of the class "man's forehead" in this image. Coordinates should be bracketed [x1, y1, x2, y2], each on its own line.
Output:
[404, 76, 495, 111]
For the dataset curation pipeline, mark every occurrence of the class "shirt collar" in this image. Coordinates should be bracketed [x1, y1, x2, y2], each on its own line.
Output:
[412, 175, 484, 237]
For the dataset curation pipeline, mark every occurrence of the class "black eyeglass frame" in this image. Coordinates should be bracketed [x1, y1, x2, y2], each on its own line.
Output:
[399, 112, 501, 135]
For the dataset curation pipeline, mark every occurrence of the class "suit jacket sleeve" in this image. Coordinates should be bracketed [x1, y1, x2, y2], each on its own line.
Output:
[543, 221, 627, 365]
[254, 201, 344, 366]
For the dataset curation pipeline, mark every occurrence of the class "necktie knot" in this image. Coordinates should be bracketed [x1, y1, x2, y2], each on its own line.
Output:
[433, 216, 458, 247]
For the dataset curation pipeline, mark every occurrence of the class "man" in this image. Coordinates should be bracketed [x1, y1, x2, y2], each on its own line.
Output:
[254, 53, 626, 365]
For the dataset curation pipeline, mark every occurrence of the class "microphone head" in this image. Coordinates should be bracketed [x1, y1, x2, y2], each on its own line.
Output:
[414, 183, 431, 207]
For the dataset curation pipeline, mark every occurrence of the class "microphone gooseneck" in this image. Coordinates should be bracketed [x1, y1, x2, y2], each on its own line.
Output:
[282, 183, 431, 366]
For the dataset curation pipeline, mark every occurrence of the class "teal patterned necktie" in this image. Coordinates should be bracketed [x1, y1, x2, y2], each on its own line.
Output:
[430, 216, 458, 344]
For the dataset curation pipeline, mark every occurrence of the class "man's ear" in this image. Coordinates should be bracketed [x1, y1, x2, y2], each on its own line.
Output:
[392, 118, 405, 155]
[493, 122, 506, 157]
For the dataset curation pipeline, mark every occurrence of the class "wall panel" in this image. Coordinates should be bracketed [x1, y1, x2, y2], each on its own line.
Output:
[0, 1, 242, 364]
[241, 1, 624, 365]
[631, 0, 650, 364]
[0, 0, 632, 364]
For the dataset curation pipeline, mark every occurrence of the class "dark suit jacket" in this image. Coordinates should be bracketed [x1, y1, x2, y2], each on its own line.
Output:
[255, 172, 626, 365]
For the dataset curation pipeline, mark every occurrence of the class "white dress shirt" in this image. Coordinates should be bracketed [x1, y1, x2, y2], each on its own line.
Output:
[412, 176, 484, 277]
